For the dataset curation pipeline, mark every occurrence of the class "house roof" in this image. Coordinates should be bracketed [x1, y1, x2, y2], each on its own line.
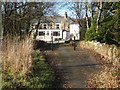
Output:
[70, 22, 79, 24]
[30, 16, 75, 25]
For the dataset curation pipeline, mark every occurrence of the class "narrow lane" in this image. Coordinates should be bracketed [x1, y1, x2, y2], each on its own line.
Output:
[45, 46, 102, 88]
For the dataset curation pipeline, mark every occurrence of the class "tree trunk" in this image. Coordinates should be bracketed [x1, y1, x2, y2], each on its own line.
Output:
[89, 3, 93, 26]
[34, 18, 41, 39]
[96, 2, 102, 32]
[79, 26, 82, 41]
[78, 21, 82, 41]
[85, 2, 89, 30]
[0, 2, 2, 41]
[0, 2, 2, 85]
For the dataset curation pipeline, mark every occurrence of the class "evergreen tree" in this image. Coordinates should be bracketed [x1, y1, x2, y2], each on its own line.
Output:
[85, 2, 120, 45]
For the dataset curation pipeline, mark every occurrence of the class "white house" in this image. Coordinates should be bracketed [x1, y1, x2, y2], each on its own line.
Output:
[36, 29, 63, 41]
[30, 12, 80, 42]
[70, 23, 80, 40]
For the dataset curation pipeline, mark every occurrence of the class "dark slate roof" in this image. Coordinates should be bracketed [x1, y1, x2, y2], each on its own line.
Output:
[30, 16, 75, 25]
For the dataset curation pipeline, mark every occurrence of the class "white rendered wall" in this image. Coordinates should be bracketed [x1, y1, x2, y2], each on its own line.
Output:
[63, 31, 66, 40]
[70, 24, 80, 40]
[36, 29, 63, 41]
[63, 31, 70, 40]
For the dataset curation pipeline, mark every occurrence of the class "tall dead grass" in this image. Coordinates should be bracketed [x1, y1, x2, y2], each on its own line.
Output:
[2, 36, 33, 76]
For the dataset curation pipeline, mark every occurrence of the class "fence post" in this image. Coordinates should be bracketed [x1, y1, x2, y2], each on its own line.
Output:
[74, 36, 76, 51]
[51, 36, 53, 51]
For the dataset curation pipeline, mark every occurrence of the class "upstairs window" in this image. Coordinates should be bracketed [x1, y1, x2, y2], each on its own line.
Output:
[50, 24, 53, 29]
[56, 24, 59, 29]
[31, 25, 35, 29]
[39, 25, 42, 29]
[43, 24, 47, 29]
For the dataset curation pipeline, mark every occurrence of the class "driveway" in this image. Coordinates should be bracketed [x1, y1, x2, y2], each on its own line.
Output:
[44, 46, 102, 88]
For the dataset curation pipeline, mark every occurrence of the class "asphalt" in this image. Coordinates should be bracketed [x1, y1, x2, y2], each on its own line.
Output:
[45, 46, 102, 88]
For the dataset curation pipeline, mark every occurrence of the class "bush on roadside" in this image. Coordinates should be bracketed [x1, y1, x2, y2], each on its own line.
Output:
[85, 25, 97, 41]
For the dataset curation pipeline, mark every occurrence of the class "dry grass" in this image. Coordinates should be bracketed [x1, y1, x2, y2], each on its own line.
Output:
[87, 66, 118, 88]
[2, 36, 33, 76]
[79, 41, 119, 88]
[1, 37, 55, 88]
[86, 50, 119, 88]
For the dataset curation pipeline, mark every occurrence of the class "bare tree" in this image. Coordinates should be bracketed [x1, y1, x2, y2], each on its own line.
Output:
[0, 2, 2, 88]
[89, 2, 94, 27]
[84, 2, 89, 30]
[87, 2, 103, 32]
[96, 2, 103, 32]
[68, 2, 84, 40]
[2, 2, 56, 37]
[0, 2, 2, 40]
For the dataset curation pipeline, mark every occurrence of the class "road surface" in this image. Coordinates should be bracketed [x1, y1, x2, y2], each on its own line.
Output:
[44, 46, 102, 88]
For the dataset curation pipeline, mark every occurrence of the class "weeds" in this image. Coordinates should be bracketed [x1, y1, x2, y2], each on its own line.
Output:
[87, 66, 118, 88]
[2, 37, 55, 89]
[2, 36, 33, 76]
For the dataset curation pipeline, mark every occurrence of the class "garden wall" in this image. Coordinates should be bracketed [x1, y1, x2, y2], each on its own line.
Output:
[79, 41, 120, 67]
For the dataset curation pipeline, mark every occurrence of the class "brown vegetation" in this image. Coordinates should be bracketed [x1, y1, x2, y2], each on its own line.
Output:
[2, 36, 33, 76]
[79, 41, 119, 88]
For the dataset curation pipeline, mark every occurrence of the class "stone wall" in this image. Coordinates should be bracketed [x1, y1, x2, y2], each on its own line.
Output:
[79, 41, 120, 67]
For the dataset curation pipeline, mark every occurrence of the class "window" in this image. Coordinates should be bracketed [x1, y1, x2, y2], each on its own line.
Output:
[31, 25, 35, 29]
[53, 31, 60, 36]
[43, 24, 47, 29]
[39, 31, 45, 36]
[39, 25, 42, 29]
[50, 24, 53, 29]
[51, 31, 52, 36]
[56, 24, 59, 29]
[47, 31, 49, 36]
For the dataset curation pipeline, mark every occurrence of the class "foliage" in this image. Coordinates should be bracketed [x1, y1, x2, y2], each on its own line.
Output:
[32, 50, 45, 61]
[85, 24, 97, 41]
[2, 50, 55, 89]
[56, 43, 69, 46]
[85, 2, 120, 45]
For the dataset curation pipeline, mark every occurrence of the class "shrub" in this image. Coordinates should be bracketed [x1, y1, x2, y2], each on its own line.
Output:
[85, 23, 119, 45]
[85, 25, 97, 41]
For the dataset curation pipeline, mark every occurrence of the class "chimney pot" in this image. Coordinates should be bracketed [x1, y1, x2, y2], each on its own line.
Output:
[64, 12, 67, 19]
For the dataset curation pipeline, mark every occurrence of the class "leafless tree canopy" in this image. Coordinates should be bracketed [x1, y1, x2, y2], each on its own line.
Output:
[2, 2, 57, 37]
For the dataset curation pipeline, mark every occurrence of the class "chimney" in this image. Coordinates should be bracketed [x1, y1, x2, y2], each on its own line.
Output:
[64, 12, 68, 19]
